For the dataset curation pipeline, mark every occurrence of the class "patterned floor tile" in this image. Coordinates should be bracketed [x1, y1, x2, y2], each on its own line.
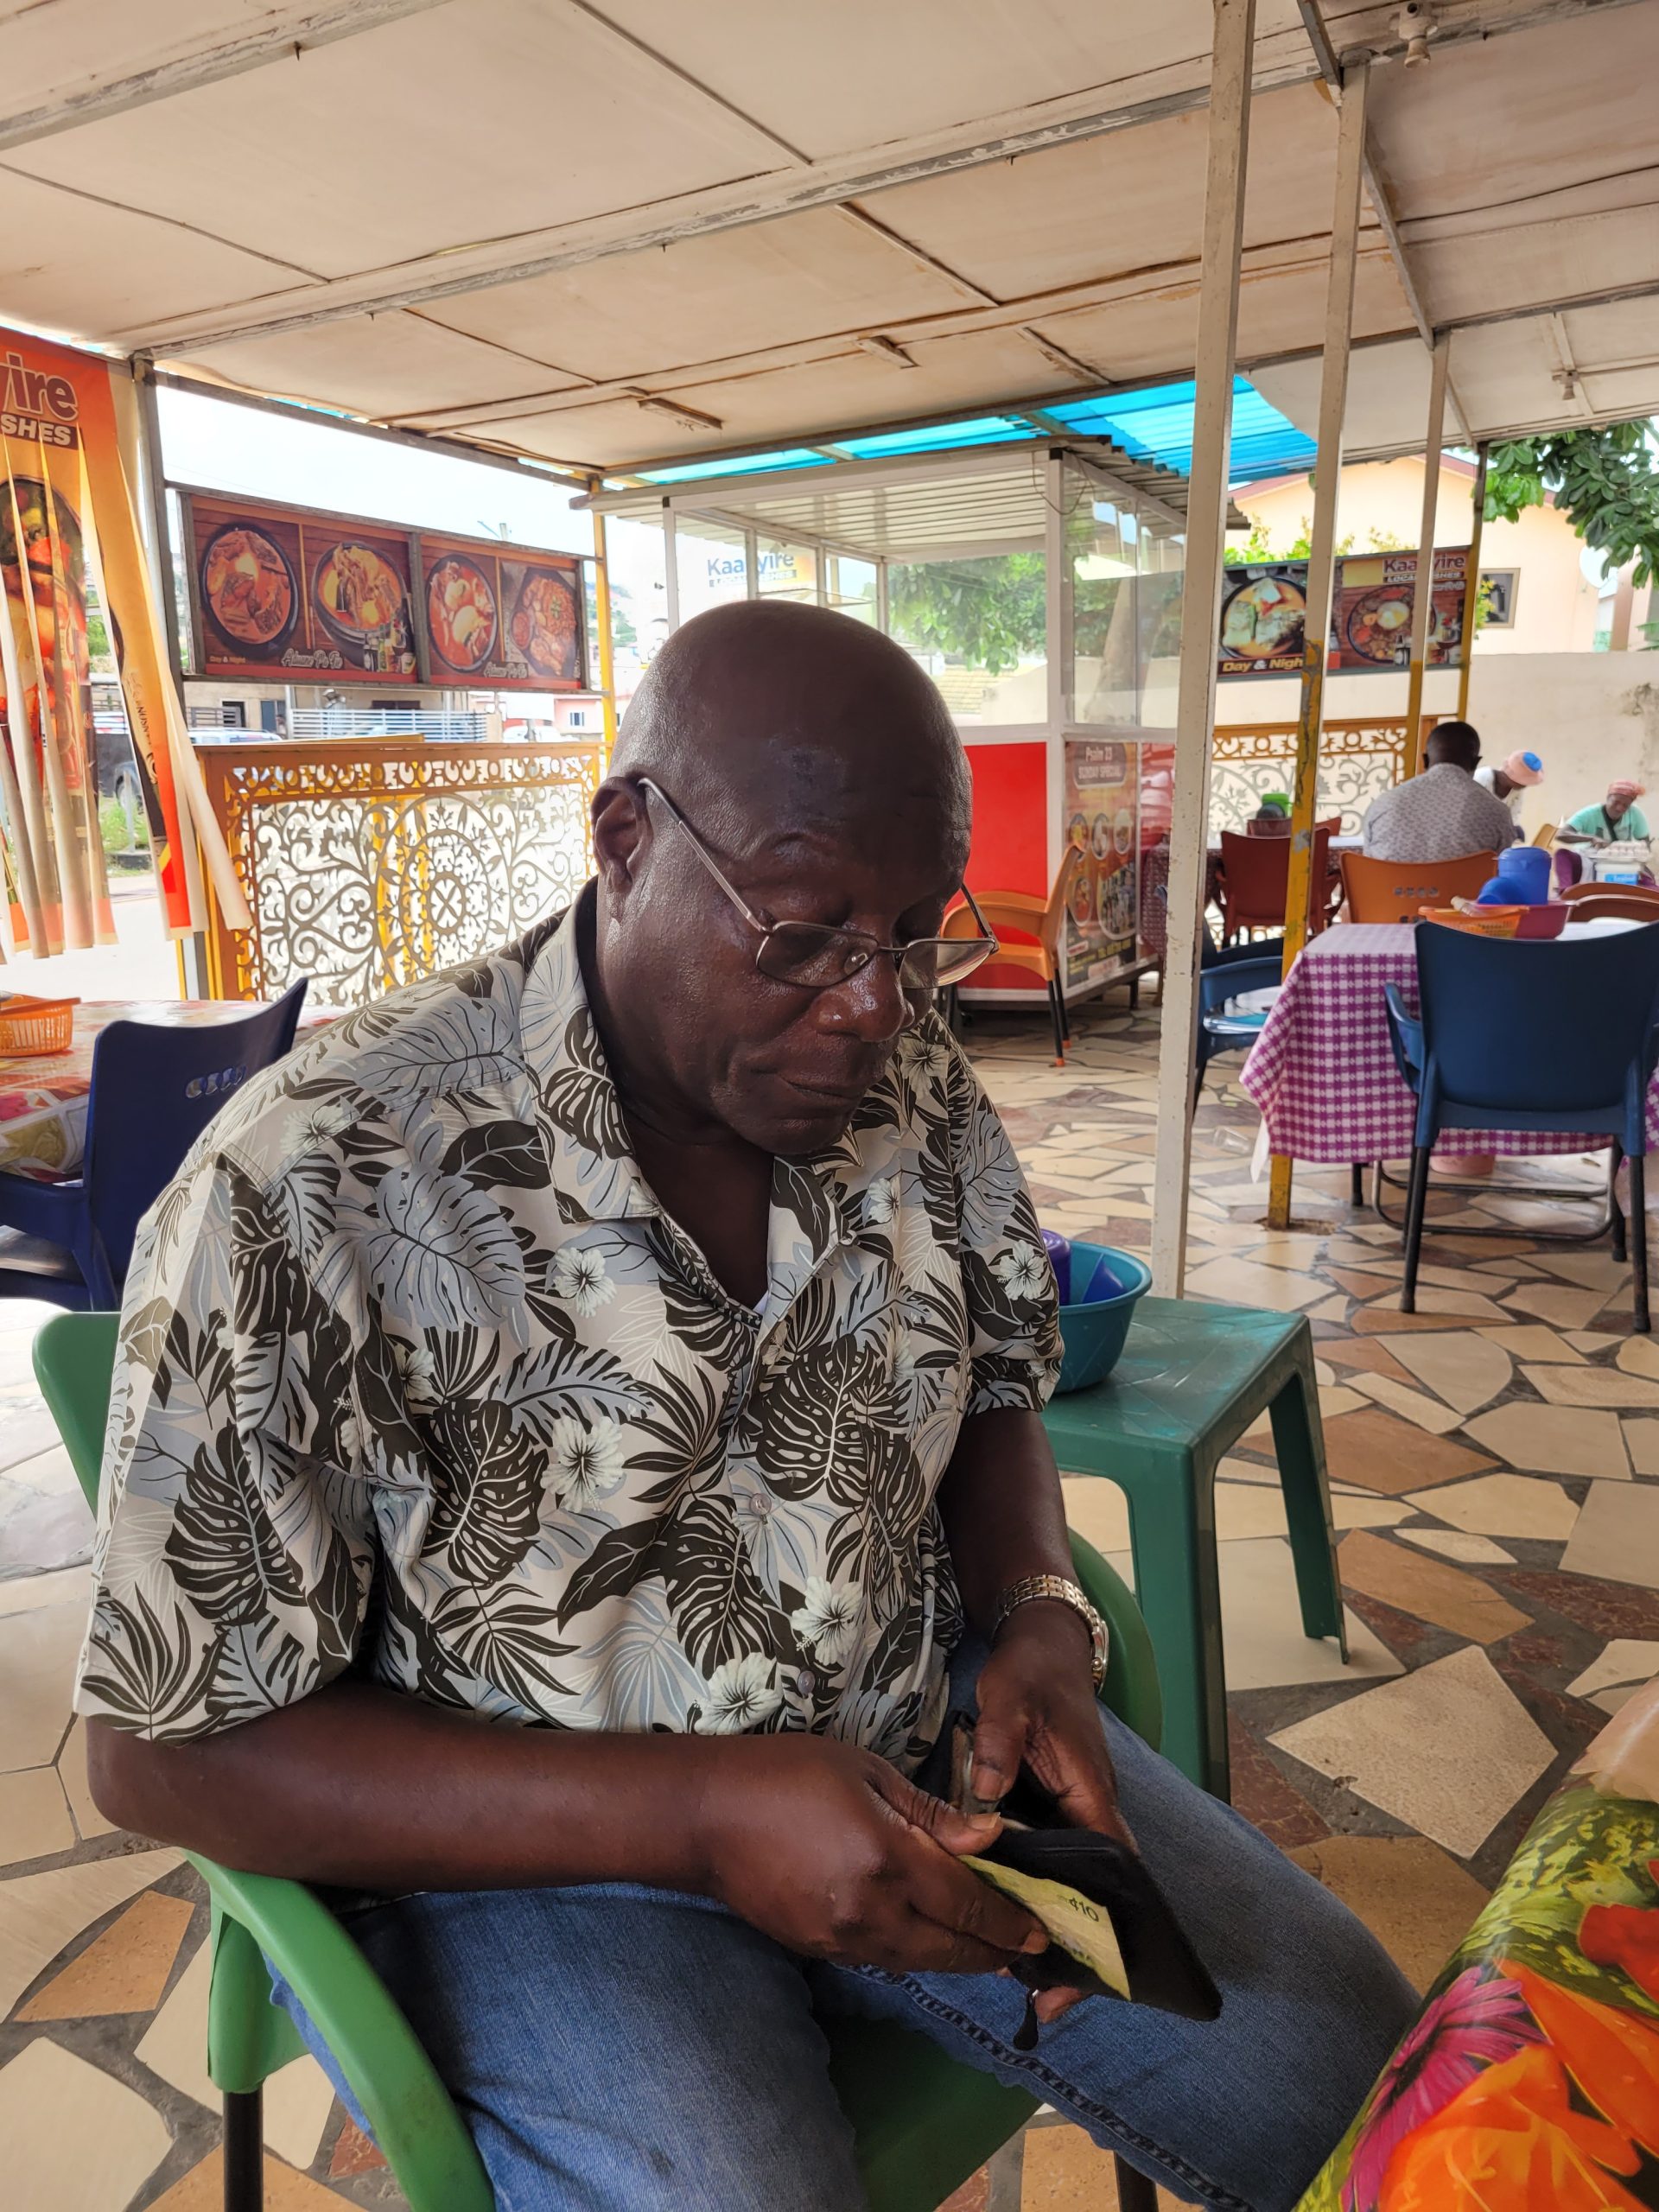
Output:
[1396, 1529, 1515, 1566]
[1269, 1647, 1554, 1859]
[1564, 1638, 1659, 1714]
[0, 1764, 74, 1866]
[0, 1597, 88, 1771]
[1404, 1472, 1581, 1541]
[1383, 1332, 1512, 1415]
[0, 2035, 171, 2210]
[1317, 1336, 1415, 1384]
[1460, 1402, 1630, 1478]
[1558, 1478, 1659, 1589]
[1335, 1530, 1529, 1644]
[1285, 1835, 1491, 1994]
[1019, 2122, 1183, 2208]
[1319, 1408, 1495, 1495]
[1341, 1373, 1465, 1435]
[0, 1850, 181, 2018]
[17, 1891, 194, 2022]
[147, 2151, 358, 2210]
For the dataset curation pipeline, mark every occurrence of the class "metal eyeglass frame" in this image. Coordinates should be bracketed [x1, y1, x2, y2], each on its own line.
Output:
[634, 776, 1000, 995]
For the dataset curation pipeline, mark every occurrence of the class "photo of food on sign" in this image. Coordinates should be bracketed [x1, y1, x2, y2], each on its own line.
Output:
[420, 536, 587, 690]
[188, 494, 417, 682]
[1329, 548, 1469, 673]
[1218, 564, 1306, 676]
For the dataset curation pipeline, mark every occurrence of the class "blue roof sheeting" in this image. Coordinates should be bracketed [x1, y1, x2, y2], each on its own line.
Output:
[1046, 378, 1316, 482]
[621, 378, 1313, 491]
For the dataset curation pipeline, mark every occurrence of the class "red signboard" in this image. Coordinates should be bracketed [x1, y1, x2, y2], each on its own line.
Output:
[180, 491, 588, 692]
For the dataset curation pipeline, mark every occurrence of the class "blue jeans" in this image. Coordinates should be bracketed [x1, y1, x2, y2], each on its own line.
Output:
[272, 1680, 1414, 2211]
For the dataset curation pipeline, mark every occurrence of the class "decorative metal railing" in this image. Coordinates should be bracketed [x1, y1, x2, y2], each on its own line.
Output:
[1211, 716, 1429, 836]
[196, 738, 600, 1007]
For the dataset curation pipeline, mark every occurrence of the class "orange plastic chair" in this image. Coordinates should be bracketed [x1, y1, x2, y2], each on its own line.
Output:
[1338, 849, 1497, 925]
[1217, 825, 1335, 944]
[944, 845, 1083, 1064]
[1562, 880, 1659, 910]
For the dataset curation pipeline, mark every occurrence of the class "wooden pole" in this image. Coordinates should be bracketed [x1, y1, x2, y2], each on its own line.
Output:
[1458, 443, 1489, 721]
[1403, 333, 1450, 776]
[1148, 0, 1256, 1295]
[1267, 55, 1369, 1234]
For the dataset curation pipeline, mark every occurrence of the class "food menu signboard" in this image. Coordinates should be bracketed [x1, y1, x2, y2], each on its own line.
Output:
[1217, 549, 1471, 680]
[185, 493, 418, 684]
[180, 491, 588, 692]
[419, 533, 586, 691]
[1062, 737, 1140, 994]
[1330, 547, 1470, 674]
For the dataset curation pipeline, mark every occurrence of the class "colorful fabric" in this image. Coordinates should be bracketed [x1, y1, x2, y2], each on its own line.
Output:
[1361, 763, 1520, 862]
[1237, 924, 1659, 1162]
[73, 898, 1061, 1767]
[1299, 1684, 1659, 2211]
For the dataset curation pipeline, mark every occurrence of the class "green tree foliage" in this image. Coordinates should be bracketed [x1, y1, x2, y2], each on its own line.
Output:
[1484, 421, 1659, 588]
[1224, 518, 1402, 565]
[887, 553, 1045, 675]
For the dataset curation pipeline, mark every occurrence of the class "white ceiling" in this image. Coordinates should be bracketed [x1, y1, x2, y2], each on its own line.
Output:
[0, 0, 1654, 473]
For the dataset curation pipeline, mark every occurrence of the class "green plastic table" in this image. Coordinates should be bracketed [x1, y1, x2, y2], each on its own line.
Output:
[1043, 1295, 1346, 1801]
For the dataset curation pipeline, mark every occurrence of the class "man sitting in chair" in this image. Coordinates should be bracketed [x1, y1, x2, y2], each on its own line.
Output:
[74, 604, 1412, 2212]
[1360, 719, 1521, 861]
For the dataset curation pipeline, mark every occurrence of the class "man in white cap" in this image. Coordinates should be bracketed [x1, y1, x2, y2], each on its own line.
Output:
[1474, 749, 1544, 831]
[1560, 779, 1651, 847]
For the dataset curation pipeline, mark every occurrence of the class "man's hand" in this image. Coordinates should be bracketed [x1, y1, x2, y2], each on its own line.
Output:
[694, 1734, 1049, 1975]
[969, 1601, 1133, 2022]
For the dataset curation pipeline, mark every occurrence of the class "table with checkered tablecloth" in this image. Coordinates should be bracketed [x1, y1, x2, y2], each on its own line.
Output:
[1237, 921, 1659, 1161]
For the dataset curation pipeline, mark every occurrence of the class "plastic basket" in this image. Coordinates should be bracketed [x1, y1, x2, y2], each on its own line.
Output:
[0, 995, 77, 1055]
[1420, 906, 1522, 938]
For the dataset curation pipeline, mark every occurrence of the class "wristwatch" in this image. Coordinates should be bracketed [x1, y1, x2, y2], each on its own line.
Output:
[993, 1574, 1108, 1690]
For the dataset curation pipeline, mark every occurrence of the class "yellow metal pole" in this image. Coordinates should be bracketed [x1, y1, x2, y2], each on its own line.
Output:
[1268, 55, 1370, 1233]
[1457, 444, 1489, 723]
[591, 506, 620, 766]
[1403, 334, 1451, 777]
[1147, 0, 1257, 1294]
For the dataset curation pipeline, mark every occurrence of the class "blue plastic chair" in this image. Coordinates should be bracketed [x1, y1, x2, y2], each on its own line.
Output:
[1195, 935, 1283, 1109]
[0, 982, 308, 1308]
[1383, 923, 1659, 1331]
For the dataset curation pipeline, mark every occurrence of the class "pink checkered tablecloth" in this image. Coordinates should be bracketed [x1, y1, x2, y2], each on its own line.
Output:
[1237, 922, 1659, 1161]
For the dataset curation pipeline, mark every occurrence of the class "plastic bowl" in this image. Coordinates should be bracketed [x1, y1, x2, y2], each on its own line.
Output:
[1053, 1241, 1153, 1395]
[1515, 901, 1569, 939]
[1420, 906, 1522, 938]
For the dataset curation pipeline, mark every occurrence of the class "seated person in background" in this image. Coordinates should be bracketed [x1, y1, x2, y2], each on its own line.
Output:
[1559, 779, 1650, 847]
[73, 601, 1414, 2212]
[1473, 749, 1544, 830]
[1360, 720, 1521, 861]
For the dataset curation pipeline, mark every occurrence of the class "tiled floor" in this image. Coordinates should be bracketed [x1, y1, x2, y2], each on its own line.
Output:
[4, 995, 1657, 2209]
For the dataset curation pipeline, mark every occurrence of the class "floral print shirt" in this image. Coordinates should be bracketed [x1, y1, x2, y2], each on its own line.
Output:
[73, 899, 1060, 1770]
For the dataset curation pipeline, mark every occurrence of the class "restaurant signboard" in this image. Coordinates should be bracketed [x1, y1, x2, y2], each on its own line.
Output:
[1217, 548, 1472, 680]
[179, 490, 588, 693]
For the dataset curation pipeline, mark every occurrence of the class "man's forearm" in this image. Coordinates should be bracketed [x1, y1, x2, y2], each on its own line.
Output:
[938, 1407, 1078, 1630]
[88, 1684, 733, 1894]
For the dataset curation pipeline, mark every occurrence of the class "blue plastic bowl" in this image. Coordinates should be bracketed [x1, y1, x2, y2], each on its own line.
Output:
[1053, 1240, 1153, 1395]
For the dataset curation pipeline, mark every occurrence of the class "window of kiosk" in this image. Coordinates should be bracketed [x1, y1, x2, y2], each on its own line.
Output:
[603, 514, 670, 694]
[676, 517, 749, 620]
[755, 537, 818, 602]
[886, 551, 1046, 725]
[1137, 524, 1185, 731]
[1071, 497, 1139, 727]
[825, 553, 877, 624]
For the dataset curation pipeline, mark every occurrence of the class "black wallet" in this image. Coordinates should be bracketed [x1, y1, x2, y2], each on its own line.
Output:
[951, 1717, 1221, 2044]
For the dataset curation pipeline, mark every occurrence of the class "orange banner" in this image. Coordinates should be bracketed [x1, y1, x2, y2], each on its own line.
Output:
[0, 326, 194, 938]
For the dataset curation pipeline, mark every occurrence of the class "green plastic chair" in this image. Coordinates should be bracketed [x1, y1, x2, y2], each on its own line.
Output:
[38, 1310, 1164, 2212]
[1044, 1294, 1345, 1802]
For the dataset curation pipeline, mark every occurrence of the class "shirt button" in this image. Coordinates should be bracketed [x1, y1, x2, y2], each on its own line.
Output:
[796, 1669, 817, 1694]
[747, 1493, 773, 1520]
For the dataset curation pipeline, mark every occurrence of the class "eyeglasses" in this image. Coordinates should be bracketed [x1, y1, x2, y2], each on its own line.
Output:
[636, 778, 1000, 996]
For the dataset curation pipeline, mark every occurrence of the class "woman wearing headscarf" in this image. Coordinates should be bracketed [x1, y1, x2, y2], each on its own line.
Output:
[1473, 749, 1544, 830]
[1560, 778, 1650, 846]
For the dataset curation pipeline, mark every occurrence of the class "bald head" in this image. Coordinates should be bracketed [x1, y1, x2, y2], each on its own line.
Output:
[588, 601, 976, 1155]
[612, 601, 969, 864]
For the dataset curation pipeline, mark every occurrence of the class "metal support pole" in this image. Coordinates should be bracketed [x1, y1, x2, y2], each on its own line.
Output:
[1267, 56, 1369, 1232]
[590, 507, 620, 766]
[1458, 444, 1489, 721]
[661, 502, 680, 632]
[1148, 0, 1256, 1295]
[1403, 333, 1450, 775]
